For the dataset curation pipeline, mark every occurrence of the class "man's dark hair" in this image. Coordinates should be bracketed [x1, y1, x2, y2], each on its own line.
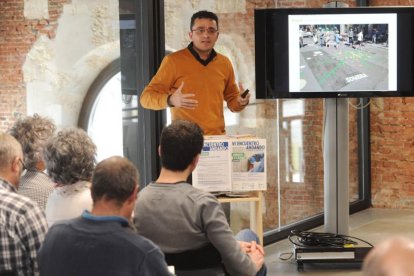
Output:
[190, 10, 219, 30]
[91, 156, 139, 207]
[160, 120, 204, 171]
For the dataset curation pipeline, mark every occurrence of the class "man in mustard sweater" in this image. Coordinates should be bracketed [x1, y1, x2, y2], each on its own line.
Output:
[140, 10, 250, 135]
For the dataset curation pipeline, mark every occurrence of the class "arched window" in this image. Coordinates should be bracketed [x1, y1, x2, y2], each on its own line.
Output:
[78, 58, 138, 162]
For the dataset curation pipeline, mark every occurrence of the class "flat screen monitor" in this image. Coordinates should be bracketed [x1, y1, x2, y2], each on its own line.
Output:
[255, 7, 414, 99]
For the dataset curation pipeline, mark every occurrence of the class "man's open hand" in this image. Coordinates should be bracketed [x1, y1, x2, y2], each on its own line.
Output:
[169, 82, 198, 109]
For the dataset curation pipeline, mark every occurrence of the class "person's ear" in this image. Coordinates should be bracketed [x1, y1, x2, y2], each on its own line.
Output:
[127, 185, 139, 204]
[189, 31, 193, 40]
[11, 156, 20, 174]
[190, 154, 200, 172]
[158, 145, 162, 157]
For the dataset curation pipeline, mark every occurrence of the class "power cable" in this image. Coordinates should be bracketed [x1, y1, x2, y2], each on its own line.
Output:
[288, 230, 374, 248]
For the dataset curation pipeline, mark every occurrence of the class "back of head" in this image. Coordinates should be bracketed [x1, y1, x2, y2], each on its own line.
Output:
[160, 120, 204, 171]
[0, 132, 23, 173]
[363, 236, 414, 276]
[91, 156, 138, 206]
[8, 114, 56, 169]
[43, 127, 97, 185]
[190, 10, 219, 30]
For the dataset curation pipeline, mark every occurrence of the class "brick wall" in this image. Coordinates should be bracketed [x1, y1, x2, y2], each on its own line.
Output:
[0, 0, 70, 130]
[366, 0, 414, 208]
[370, 0, 414, 5]
[371, 98, 414, 208]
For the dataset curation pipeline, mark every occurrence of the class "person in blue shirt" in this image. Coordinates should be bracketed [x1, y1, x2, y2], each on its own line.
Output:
[38, 156, 172, 276]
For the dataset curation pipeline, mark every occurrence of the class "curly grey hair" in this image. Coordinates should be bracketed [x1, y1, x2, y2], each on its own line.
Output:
[8, 114, 56, 169]
[43, 127, 97, 185]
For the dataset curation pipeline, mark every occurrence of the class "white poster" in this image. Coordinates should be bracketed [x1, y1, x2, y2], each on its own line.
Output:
[232, 139, 267, 191]
[193, 139, 232, 192]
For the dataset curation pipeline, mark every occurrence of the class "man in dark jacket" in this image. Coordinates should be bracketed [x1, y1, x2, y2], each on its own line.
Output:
[38, 156, 172, 276]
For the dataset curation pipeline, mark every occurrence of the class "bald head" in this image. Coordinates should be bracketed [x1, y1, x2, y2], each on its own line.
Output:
[363, 236, 414, 276]
[91, 156, 139, 206]
[0, 132, 24, 186]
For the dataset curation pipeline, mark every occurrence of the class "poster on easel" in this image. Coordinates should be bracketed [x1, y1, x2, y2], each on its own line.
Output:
[192, 138, 232, 192]
[231, 138, 267, 191]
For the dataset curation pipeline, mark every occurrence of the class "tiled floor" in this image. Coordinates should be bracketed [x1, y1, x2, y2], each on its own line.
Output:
[264, 208, 414, 275]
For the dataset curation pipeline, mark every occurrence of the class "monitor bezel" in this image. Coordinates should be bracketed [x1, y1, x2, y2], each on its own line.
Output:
[255, 7, 414, 99]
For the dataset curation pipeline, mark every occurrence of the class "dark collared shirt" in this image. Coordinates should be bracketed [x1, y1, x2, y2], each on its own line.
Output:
[187, 42, 217, 66]
[0, 178, 48, 276]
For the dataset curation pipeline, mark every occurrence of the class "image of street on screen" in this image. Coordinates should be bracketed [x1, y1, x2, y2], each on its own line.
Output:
[289, 13, 397, 93]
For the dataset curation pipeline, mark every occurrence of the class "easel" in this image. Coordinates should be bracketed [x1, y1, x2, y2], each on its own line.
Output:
[218, 191, 264, 245]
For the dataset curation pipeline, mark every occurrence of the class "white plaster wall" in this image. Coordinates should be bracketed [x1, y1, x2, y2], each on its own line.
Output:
[23, 0, 120, 128]
[24, 0, 49, 19]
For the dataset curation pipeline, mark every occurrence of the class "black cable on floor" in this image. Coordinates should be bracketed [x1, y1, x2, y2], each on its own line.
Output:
[288, 230, 374, 248]
[279, 252, 294, 261]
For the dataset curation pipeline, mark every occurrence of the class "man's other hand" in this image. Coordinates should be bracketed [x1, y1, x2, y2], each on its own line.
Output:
[247, 241, 265, 272]
[169, 82, 198, 109]
[237, 83, 250, 106]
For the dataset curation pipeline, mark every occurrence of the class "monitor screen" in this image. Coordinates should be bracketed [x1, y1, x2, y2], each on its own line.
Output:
[255, 7, 414, 99]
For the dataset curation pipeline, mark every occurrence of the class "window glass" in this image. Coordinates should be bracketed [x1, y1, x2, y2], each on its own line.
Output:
[83, 70, 140, 165]
[163, 1, 362, 238]
[87, 72, 123, 162]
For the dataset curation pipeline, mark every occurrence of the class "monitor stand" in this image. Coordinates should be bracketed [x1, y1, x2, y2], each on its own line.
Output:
[324, 98, 349, 235]
[294, 98, 371, 271]
[293, 2, 373, 271]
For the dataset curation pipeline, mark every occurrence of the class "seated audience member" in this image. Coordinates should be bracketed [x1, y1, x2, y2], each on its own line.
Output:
[0, 133, 48, 275]
[8, 114, 56, 210]
[43, 127, 97, 226]
[134, 120, 266, 276]
[363, 236, 414, 276]
[38, 156, 172, 276]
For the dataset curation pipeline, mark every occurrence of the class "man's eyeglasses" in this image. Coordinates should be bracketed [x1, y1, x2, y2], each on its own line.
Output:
[191, 28, 218, 35]
[19, 159, 27, 171]
[18, 158, 27, 177]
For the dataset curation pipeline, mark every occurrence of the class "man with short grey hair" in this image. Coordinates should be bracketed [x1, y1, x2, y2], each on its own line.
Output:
[0, 132, 48, 275]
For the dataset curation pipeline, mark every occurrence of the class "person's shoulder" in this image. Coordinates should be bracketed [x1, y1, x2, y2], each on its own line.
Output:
[137, 182, 155, 195]
[122, 229, 163, 252]
[4, 190, 41, 212]
[215, 52, 231, 62]
[213, 52, 233, 68]
[165, 48, 190, 59]
[47, 217, 77, 233]
[182, 185, 219, 204]
[2, 192, 46, 226]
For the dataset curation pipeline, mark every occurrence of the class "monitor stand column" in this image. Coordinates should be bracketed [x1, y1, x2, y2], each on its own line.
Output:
[323, 98, 349, 235]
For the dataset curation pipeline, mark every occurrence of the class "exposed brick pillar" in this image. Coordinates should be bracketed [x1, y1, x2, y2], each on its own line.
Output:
[0, 0, 71, 131]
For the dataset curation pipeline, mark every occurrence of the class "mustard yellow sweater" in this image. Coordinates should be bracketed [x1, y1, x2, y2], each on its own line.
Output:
[140, 48, 245, 135]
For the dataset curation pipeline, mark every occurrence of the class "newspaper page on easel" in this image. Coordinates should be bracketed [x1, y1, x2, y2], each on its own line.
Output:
[231, 138, 267, 191]
[192, 137, 232, 192]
